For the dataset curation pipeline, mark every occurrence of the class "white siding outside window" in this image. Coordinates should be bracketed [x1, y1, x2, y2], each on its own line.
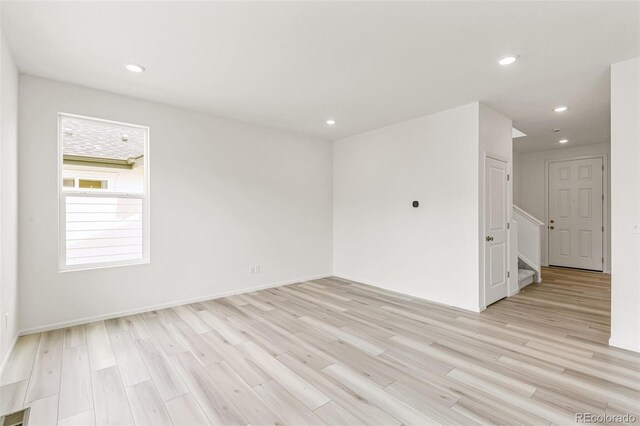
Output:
[58, 114, 150, 271]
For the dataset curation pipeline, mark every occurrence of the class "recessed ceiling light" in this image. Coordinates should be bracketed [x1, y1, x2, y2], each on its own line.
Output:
[125, 63, 145, 73]
[326, 119, 336, 126]
[554, 106, 568, 112]
[559, 139, 569, 144]
[498, 55, 519, 66]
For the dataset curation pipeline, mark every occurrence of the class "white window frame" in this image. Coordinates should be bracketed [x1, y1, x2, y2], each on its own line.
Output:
[58, 113, 150, 272]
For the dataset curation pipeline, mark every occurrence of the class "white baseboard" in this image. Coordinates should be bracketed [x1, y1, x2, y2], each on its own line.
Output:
[0, 333, 20, 379]
[609, 337, 640, 353]
[333, 274, 482, 313]
[19, 273, 332, 336]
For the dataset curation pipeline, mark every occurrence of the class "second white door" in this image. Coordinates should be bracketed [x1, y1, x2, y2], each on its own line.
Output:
[548, 158, 603, 271]
[485, 157, 508, 306]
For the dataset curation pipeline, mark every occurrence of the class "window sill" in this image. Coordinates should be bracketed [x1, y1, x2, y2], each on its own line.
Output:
[59, 258, 150, 273]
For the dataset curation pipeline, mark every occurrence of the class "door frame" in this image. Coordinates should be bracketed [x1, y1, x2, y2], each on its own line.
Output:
[481, 152, 512, 310]
[544, 154, 609, 273]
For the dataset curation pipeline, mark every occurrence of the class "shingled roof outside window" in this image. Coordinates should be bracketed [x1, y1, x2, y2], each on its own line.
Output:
[62, 116, 145, 162]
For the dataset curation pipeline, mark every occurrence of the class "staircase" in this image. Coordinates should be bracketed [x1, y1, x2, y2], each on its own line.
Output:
[512, 205, 545, 289]
[518, 269, 535, 287]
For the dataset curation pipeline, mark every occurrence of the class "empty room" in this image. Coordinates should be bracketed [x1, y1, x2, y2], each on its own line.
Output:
[0, 1, 639, 425]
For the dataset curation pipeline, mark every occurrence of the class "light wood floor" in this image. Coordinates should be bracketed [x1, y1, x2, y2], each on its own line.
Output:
[1, 267, 638, 425]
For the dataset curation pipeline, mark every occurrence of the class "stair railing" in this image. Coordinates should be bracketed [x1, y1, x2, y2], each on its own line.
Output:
[513, 205, 545, 282]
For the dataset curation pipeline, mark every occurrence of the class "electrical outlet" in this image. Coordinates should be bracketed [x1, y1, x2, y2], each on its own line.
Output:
[4, 313, 8, 330]
[249, 264, 261, 274]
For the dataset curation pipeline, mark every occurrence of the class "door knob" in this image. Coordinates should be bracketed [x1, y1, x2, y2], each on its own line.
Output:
[550, 220, 554, 223]
[486, 236, 494, 241]
[549, 226, 555, 230]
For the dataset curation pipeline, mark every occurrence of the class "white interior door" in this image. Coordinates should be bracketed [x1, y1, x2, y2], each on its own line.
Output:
[485, 157, 508, 306]
[548, 158, 603, 271]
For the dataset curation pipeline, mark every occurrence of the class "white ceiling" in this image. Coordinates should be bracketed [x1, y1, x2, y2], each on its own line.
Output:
[2, 1, 638, 152]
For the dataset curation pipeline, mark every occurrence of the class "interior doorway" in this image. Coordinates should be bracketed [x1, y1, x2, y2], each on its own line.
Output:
[548, 157, 604, 271]
[484, 156, 509, 306]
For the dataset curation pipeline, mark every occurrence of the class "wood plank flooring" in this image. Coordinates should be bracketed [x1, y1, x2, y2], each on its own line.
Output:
[1, 267, 638, 425]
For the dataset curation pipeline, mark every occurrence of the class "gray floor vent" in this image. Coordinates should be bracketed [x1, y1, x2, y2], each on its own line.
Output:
[0, 408, 29, 426]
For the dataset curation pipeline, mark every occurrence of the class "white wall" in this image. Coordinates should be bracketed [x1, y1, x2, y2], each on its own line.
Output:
[0, 25, 19, 365]
[334, 102, 511, 312]
[513, 151, 523, 206]
[514, 143, 611, 272]
[18, 75, 333, 332]
[610, 57, 640, 353]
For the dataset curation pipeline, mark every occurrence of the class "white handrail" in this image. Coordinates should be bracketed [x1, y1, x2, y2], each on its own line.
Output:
[513, 206, 544, 283]
[513, 205, 545, 226]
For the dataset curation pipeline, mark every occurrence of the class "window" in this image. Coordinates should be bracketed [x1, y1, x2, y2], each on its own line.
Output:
[62, 177, 110, 190]
[78, 179, 108, 189]
[58, 114, 149, 271]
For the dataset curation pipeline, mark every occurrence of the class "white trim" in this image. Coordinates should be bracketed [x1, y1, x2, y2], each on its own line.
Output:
[58, 113, 151, 272]
[518, 253, 536, 269]
[0, 334, 20, 380]
[485, 152, 510, 164]
[513, 205, 545, 226]
[18, 273, 332, 335]
[59, 257, 150, 274]
[62, 191, 144, 199]
[544, 154, 609, 273]
[481, 152, 511, 310]
[609, 337, 640, 354]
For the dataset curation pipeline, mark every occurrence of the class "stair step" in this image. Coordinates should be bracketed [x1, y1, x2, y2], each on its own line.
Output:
[518, 269, 535, 286]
